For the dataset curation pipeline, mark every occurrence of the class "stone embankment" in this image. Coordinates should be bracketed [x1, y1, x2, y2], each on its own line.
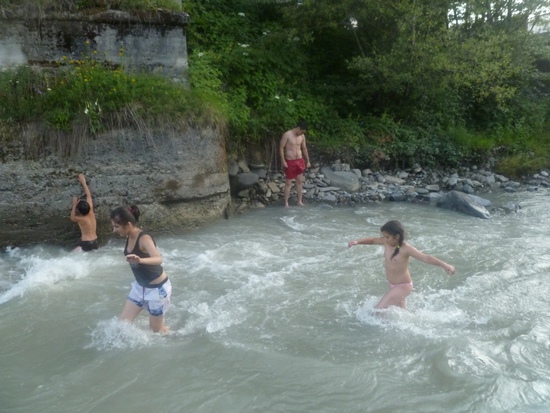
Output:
[229, 159, 550, 215]
[0, 127, 231, 249]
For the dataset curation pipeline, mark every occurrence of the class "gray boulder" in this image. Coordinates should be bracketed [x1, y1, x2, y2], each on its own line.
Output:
[320, 166, 360, 192]
[249, 166, 267, 180]
[229, 173, 259, 195]
[389, 193, 407, 202]
[436, 190, 491, 219]
[228, 161, 239, 177]
[467, 194, 491, 207]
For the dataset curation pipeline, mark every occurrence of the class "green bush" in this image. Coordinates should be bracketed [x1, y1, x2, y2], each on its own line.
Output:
[0, 48, 223, 155]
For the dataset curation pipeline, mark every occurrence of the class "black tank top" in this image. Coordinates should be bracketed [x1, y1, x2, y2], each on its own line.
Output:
[124, 231, 166, 288]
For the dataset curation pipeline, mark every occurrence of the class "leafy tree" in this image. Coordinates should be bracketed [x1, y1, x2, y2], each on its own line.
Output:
[3, 0, 549, 170]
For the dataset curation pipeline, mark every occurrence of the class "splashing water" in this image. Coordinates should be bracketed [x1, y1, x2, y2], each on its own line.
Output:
[2, 193, 550, 412]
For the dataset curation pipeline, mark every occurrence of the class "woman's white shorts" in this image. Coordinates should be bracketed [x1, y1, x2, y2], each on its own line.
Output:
[127, 279, 172, 316]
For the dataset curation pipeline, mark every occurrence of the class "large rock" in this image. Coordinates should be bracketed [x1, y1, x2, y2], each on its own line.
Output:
[0, 127, 231, 248]
[320, 166, 360, 192]
[229, 173, 259, 195]
[436, 190, 491, 219]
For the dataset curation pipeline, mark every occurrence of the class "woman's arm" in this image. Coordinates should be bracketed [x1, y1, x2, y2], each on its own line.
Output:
[125, 234, 163, 265]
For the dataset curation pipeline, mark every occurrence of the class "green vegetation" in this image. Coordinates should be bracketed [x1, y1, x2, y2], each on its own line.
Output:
[0, 47, 221, 157]
[1, 0, 550, 174]
[182, 0, 550, 173]
[0, 0, 182, 13]
[0, 53, 203, 127]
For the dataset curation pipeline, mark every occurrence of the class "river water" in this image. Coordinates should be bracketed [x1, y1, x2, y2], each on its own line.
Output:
[2, 191, 550, 413]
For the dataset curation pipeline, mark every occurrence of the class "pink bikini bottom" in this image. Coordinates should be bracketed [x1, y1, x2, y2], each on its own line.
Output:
[389, 281, 413, 289]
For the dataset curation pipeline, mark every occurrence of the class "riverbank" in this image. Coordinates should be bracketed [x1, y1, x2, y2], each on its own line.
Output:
[2, 152, 547, 249]
[229, 159, 550, 214]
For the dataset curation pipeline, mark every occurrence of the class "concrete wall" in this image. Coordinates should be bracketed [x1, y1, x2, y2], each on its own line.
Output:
[0, 10, 189, 81]
[0, 10, 235, 248]
[0, 127, 231, 248]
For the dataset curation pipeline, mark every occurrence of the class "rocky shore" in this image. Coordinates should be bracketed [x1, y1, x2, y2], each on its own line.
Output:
[229, 159, 550, 217]
[2, 146, 548, 248]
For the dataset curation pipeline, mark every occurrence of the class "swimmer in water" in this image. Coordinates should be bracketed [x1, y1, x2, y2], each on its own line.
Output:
[348, 220, 456, 309]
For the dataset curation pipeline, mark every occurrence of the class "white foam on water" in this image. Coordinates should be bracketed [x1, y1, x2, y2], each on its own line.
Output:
[0, 247, 116, 305]
[354, 285, 475, 340]
[4, 192, 550, 413]
[174, 271, 286, 336]
[279, 215, 308, 232]
[85, 317, 158, 351]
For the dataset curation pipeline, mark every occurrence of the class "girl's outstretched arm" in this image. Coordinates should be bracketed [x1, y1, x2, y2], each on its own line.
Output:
[406, 244, 456, 275]
[348, 237, 385, 248]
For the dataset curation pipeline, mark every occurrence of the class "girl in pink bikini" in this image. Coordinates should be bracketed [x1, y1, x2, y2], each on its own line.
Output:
[348, 220, 456, 309]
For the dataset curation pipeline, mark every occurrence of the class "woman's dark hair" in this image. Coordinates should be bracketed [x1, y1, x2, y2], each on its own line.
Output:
[381, 220, 405, 259]
[110, 205, 140, 226]
[76, 200, 90, 216]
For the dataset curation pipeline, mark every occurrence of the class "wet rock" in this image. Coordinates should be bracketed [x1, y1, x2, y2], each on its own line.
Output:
[319, 166, 360, 192]
[230, 173, 259, 194]
[437, 190, 491, 219]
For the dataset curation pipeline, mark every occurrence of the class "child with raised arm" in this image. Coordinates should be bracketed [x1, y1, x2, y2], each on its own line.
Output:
[348, 220, 455, 310]
[70, 173, 99, 251]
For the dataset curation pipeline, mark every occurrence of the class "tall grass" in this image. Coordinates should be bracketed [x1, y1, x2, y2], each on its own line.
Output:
[445, 124, 550, 176]
[0, 0, 182, 14]
[0, 49, 224, 158]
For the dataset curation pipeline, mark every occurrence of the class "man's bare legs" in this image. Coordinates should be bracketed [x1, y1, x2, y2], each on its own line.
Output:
[375, 284, 413, 309]
[284, 179, 292, 207]
[284, 175, 305, 207]
[295, 174, 304, 206]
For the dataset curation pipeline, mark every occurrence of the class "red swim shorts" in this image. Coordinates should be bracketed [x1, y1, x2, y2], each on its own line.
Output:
[285, 158, 306, 179]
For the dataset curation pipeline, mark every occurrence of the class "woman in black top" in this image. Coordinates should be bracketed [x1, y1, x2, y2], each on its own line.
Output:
[111, 206, 171, 333]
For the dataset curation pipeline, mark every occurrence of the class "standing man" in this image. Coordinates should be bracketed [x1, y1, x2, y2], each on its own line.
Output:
[279, 120, 311, 207]
[70, 173, 99, 251]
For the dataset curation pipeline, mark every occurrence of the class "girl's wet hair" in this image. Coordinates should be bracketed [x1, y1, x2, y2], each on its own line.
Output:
[381, 220, 405, 259]
[110, 205, 140, 226]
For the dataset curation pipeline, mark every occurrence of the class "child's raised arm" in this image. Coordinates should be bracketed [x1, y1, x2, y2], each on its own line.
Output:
[78, 174, 93, 208]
